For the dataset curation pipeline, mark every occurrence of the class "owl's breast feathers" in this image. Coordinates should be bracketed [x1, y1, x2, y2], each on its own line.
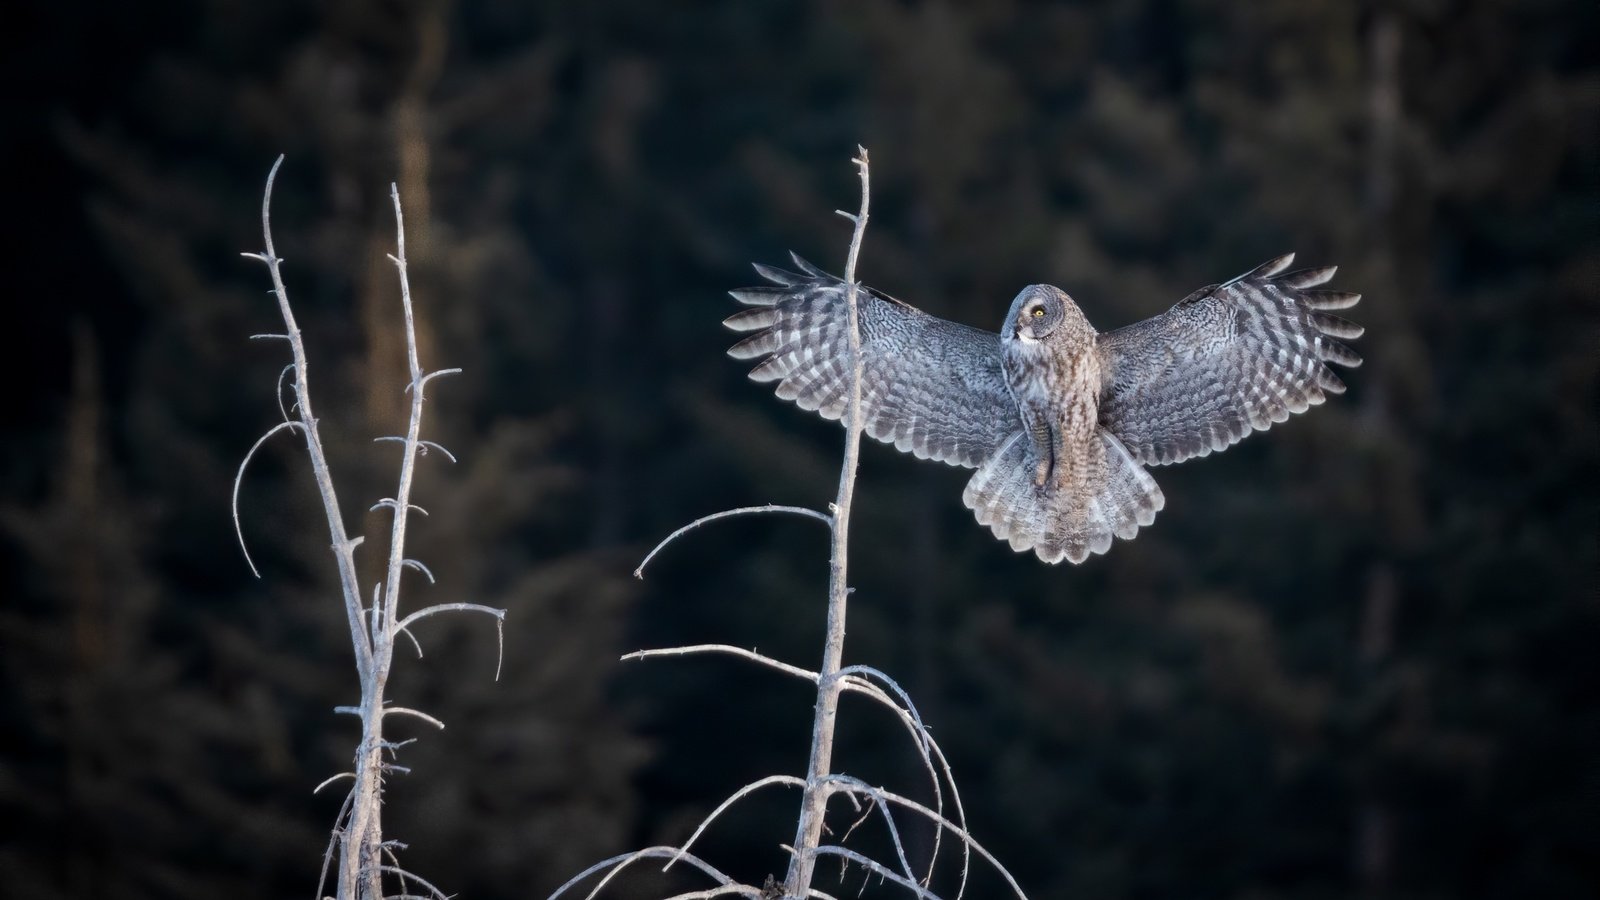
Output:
[1000, 317, 1103, 497]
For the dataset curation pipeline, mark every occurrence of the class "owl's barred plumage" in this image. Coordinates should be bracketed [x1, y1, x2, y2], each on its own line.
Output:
[726, 256, 1020, 467]
[724, 252, 1362, 564]
[1096, 253, 1363, 466]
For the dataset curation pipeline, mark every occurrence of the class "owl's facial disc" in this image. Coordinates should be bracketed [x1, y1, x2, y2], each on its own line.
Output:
[1012, 287, 1060, 343]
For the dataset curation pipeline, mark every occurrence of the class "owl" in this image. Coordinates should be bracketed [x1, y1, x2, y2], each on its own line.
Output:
[723, 253, 1363, 564]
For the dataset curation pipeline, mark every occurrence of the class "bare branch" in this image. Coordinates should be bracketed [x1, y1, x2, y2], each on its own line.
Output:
[545, 848, 737, 900]
[415, 367, 463, 396]
[821, 777, 924, 892]
[370, 498, 430, 516]
[314, 772, 356, 795]
[622, 644, 820, 684]
[820, 778, 1028, 899]
[381, 846, 417, 900]
[374, 436, 460, 464]
[244, 160, 498, 900]
[376, 866, 448, 900]
[374, 179, 456, 673]
[657, 888, 764, 900]
[232, 419, 304, 578]
[836, 665, 930, 758]
[785, 145, 871, 897]
[385, 707, 445, 730]
[275, 363, 297, 420]
[662, 775, 805, 872]
[838, 674, 966, 894]
[397, 624, 424, 659]
[400, 559, 436, 583]
[316, 787, 355, 900]
[809, 846, 934, 899]
[635, 504, 832, 578]
[557, 148, 1022, 900]
[243, 153, 374, 678]
[417, 440, 456, 462]
[395, 602, 507, 633]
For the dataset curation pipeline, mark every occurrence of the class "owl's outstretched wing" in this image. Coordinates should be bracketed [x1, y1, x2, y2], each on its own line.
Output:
[1096, 254, 1363, 467]
[725, 254, 1021, 469]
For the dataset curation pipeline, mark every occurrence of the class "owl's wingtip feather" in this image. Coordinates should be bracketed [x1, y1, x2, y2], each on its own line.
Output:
[1226, 253, 1296, 286]
[787, 252, 830, 278]
[751, 262, 803, 286]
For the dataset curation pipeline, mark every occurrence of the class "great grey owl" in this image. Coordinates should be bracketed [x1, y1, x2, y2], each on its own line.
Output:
[724, 253, 1363, 564]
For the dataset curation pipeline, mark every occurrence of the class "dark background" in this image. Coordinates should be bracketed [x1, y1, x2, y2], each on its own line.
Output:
[3, 1, 1596, 898]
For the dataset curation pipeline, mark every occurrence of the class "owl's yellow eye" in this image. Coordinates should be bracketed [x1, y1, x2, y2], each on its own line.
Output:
[1031, 307, 1046, 318]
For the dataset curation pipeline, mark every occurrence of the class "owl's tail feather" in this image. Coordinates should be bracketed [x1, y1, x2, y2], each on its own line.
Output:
[962, 429, 1165, 564]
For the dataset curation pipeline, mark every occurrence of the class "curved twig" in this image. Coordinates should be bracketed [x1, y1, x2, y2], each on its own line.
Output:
[819, 776, 921, 891]
[635, 504, 832, 578]
[313, 772, 355, 795]
[275, 362, 296, 420]
[395, 602, 507, 632]
[820, 777, 1027, 899]
[837, 664, 957, 888]
[840, 674, 969, 895]
[395, 602, 507, 681]
[418, 439, 456, 462]
[314, 785, 355, 900]
[663, 774, 805, 871]
[400, 558, 436, 583]
[809, 845, 936, 899]
[373, 435, 459, 464]
[545, 847, 736, 900]
[385, 707, 445, 730]
[377, 865, 448, 900]
[232, 419, 304, 578]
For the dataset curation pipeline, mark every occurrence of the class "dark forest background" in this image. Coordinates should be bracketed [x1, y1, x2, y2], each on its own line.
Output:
[3, 1, 1596, 898]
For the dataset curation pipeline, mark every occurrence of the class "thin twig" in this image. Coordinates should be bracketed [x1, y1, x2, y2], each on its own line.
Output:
[821, 776, 922, 892]
[657, 888, 764, 900]
[635, 504, 832, 578]
[785, 145, 871, 897]
[622, 644, 820, 683]
[820, 777, 1027, 899]
[662, 774, 806, 872]
[396, 602, 507, 680]
[808, 846, 935, 900]
[376, 866, 447, 900]
[384, 707, 446, 730]
[232, 419, 304, 578]
[314, 772, 356, 795]
[838, 664, 952, 889]
[315, 787, 355, 900]
[395, 602, 507, 632]
[840, 674, 969, 896]
[544, 848, 736, 900]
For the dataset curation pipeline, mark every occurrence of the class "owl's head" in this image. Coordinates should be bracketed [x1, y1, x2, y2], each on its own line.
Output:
[1004, 285, 1086, 347]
